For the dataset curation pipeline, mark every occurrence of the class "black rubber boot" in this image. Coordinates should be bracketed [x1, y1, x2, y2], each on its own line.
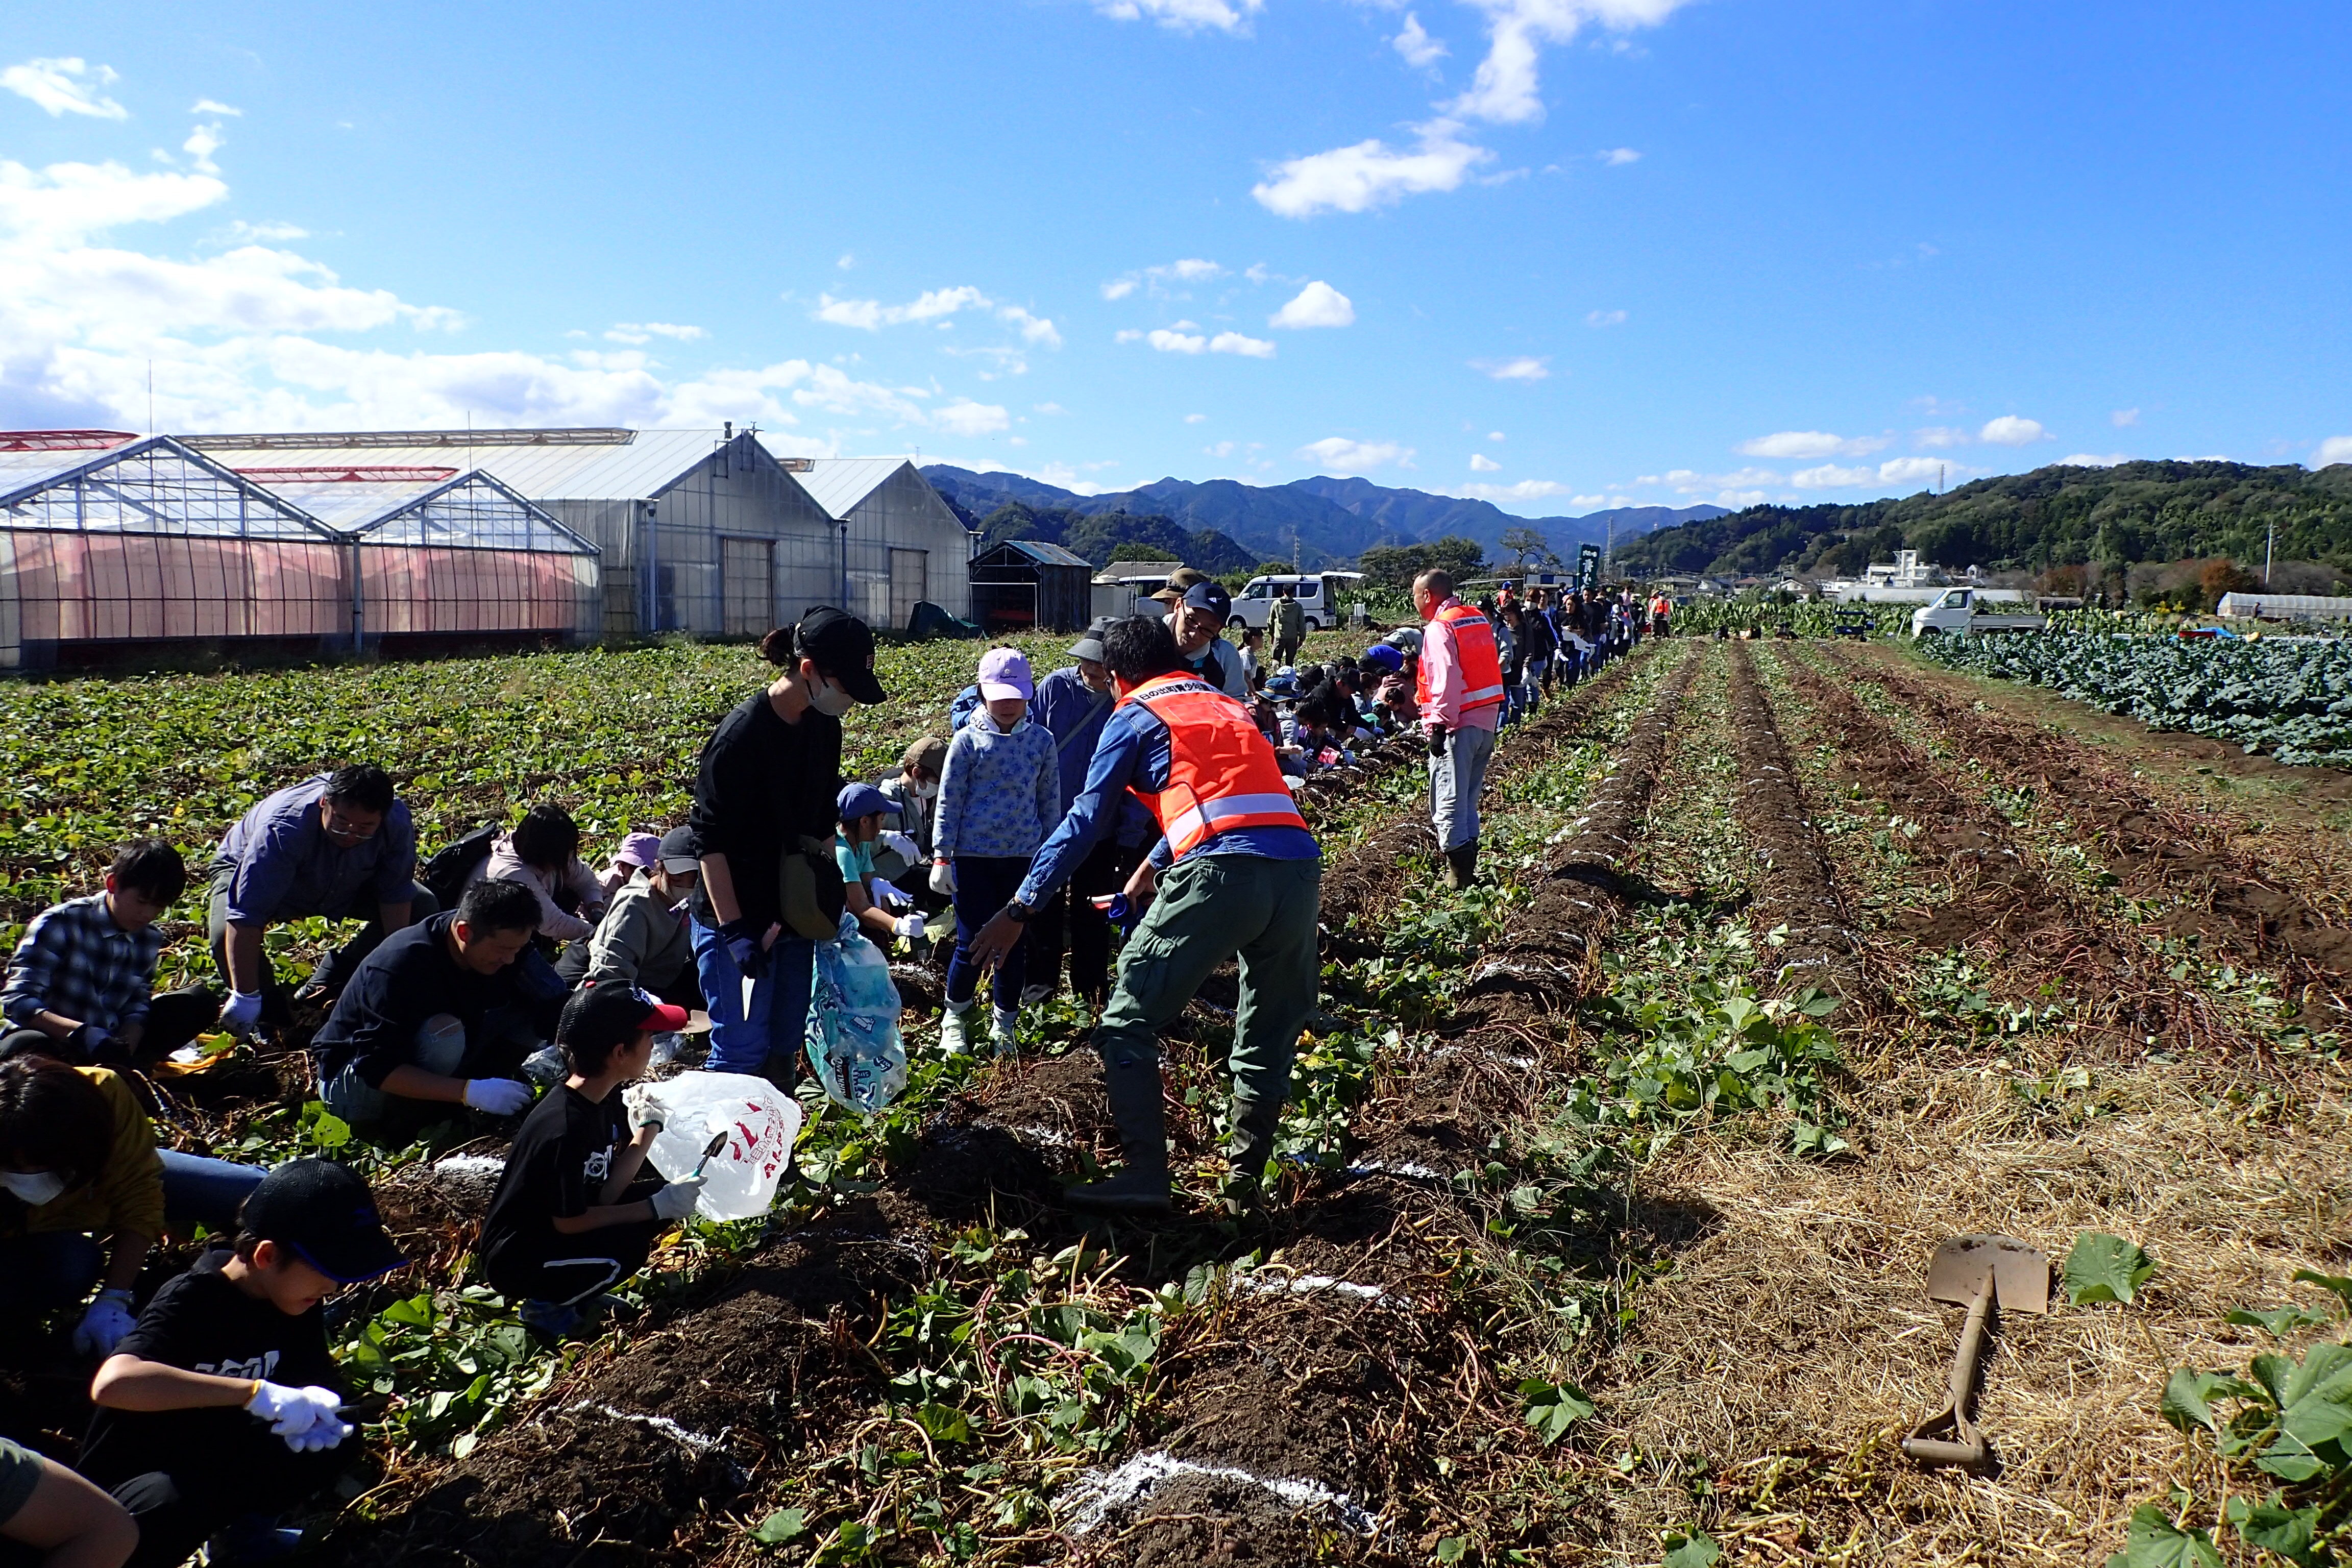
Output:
[1066, 1055, 1173, 1215]
[1442, 842, 1478, 889]
[1219, 1096, 1284, 1213]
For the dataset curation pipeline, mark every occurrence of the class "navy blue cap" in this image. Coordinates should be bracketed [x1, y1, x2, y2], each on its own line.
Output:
[239, 1158, 406, 1285]
[837, 781, 899, 822]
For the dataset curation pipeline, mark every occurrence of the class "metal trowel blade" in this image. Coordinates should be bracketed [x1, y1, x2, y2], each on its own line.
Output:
[1924, 1234, 2050, 1314]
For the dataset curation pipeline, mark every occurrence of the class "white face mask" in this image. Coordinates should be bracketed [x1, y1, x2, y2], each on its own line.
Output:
[1, 1171, 66, 1207]
[911, 780, 938, 799]
[808, 676, 856, 718]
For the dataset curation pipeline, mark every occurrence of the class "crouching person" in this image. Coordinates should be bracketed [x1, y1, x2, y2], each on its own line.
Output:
[0, 1437, 135, 1568]
[80, 1160, 407, 1568]
[478, 984, 704, 1340]
[309, 879, 545, 1136]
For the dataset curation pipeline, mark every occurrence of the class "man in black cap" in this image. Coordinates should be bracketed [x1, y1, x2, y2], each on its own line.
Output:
[83, 1159, 406, 1568]
[1153, 578, 1248, 700]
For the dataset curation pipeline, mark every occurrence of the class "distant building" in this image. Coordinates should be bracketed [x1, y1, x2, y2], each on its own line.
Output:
[1861, 549, 1942, 589]
[778, 455, 977, 634]
[971, 539, 1096, 632]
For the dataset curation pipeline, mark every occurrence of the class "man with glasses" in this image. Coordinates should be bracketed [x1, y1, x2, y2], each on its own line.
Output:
[206, 765, 432, 1037]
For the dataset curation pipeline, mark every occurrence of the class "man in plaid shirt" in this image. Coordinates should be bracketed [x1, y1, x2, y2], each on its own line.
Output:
[2, 841, 219, 1070]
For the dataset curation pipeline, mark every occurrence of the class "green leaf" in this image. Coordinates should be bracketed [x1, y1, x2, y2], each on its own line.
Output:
[2160, 1369, 2235, 1434]
[2065, 1232, 2157, 1306]
[1518, 1378, 1595, 1446]
[1661, 1533, 1721, 1568]
[1434, 1538, 1468, 1565]
[2104, 1504, 2221, 1568]
[2227, 1497, 2323, 1568]
[2259, 1342, 2352, 1479]
[2224, 1305, 2325, 1340]
[752, 1508, 809, 1545]
[2291, 1268, 2352, 1315]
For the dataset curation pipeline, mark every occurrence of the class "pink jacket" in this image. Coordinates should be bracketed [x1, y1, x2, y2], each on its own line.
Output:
[470, 835, 607, 943]
[1419, 601, 1502, 733]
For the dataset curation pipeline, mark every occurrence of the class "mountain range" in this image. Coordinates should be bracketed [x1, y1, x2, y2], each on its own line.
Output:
[921, 465, 1727, 570]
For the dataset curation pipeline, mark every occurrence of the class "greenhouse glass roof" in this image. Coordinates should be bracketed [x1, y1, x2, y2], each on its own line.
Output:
[0, 437, 336, 541]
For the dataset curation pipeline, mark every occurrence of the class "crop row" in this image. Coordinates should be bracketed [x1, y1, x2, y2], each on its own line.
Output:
[1922, 631, 2352, 766]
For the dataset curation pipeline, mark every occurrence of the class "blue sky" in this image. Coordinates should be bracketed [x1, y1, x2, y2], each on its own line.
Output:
[2, 0, 2346, 514]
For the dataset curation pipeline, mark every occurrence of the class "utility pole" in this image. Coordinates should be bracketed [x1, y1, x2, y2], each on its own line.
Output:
[2266, 517, 2276, 589]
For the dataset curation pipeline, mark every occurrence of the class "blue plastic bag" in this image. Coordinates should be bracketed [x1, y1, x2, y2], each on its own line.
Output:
[805, 912, 908, 1112]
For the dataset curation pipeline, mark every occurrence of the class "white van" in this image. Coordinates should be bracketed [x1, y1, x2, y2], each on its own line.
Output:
[1232, 573, 1343, 631]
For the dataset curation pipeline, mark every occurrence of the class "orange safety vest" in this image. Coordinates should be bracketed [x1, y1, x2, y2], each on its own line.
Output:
[1119, 673, 1311, 860]
[1416, 601, 1508, 715]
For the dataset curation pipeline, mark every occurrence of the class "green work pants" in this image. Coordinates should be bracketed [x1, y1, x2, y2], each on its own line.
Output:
[1094, 853, 1323, 1159]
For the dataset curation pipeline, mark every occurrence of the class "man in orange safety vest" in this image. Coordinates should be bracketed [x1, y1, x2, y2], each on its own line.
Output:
[1415, 568, 1506, 888]
[968, 615, 1321, 1216]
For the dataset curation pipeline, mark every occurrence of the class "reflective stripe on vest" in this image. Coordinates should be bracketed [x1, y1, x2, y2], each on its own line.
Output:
[1119, 673, 1311, 859]
[1416, 602, 1508, 714]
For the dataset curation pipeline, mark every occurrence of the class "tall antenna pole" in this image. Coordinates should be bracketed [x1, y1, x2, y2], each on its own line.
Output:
[2266, 517, 2276, 589]
[148, 361, 154, 435]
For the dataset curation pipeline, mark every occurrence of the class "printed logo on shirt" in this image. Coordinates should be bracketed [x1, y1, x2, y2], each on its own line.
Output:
[194, 1351, 281, 1381]
[583, 1146, 614, 1183]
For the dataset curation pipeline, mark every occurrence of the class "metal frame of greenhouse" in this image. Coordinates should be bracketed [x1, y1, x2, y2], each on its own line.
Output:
[0, 432, 604, 669]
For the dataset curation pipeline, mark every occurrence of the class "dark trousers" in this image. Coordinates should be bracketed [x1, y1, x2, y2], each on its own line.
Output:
[944, 857, 1030, 1010]
[0, 986, 218, 1072]
[105, 1440, 344, 1568]
[487, 1190, 662, 1307]
[1024, 838, 1146, 1008]
[206, 871, 440, 1007]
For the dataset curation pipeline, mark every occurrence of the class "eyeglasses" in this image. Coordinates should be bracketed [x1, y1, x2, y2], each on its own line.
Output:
[322, 810, 378, 845]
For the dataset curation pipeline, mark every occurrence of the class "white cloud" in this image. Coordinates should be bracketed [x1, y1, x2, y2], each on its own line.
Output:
[2111, 407, 2140, 428]
[1100, 278, 1137, 301]
[835, 252, 854, 270]
[2, 58, 128, 120]
[1446, 0, 1693, 127]
[1913, 425, 1971, 448]
[1393, 12, 1450, 67]
[1717, 489, 1769, 507]
[191, 99, 241, 117]
[1161, 258, 1223, 282]
[2056, 452, 2132, 468]
[1252, 118, 1493, 218]
[997, 305, 1062, 348]
[1268, 280, 1355, 328]
[1206, 439, 1237, 457]
[1461, 478, 1569, 502]
[606, 322, 706, 344]
[214, 219, 308, 243]
[1979, 414, 2048, 446]
[1101, 258, 1225, 299]
[812, 286, 990, 329]
[1738, 429, 1890, 459]
[934, 398, 1010, 437]
[2317, 436, 2352, 467]
[1035, 402, 1068, 415]
[1184, 412, 1207, 423]
[1209, 330, 1276, 358]
[1297, 436, 1413, 473]
[182, 124, 228, 177]
[1791, 463, 1877, 489]
[1659, 467, 1782, 494]
[1469, 452, 1501, 471]
[1599, 146, 1641, 165]
[1487, 430, 1505, 441]
[1473, 355, 1549, 382]
[1876, 456, 1961, 486]
[1145, 328, 1206, 354]
[1585, 308, 1627, 327]
[1093, 0, 1262, 33]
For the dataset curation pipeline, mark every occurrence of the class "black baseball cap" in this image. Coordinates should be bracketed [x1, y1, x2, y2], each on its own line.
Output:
[795, 607, 889, 705]
[560, 981, 690, 1055]
[656, 823, 701, 874]
[239, 1158, 407, 1285]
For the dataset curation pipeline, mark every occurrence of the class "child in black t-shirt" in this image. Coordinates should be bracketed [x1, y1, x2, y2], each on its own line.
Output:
[81, 1159, 407, 1568]
[479, 983, 704, 1339]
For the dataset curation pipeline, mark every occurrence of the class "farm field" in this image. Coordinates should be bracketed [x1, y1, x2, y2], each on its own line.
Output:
[2, 630, 2349, 1567]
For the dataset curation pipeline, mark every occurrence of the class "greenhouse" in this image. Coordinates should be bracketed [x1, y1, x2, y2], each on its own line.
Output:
[0, 433, 348, 669]
[230, 465, 601, 645]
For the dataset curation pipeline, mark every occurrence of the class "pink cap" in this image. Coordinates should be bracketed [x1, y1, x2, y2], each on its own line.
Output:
[612, 831, 664, 869]
[977, 647, 1034, 702]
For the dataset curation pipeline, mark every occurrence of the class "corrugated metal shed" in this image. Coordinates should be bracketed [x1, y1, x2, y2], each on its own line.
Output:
[997, 538, 1094, 569]
[788, 456, 912, 521]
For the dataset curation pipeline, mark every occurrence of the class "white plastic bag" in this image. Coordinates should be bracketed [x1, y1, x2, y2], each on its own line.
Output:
[633, 1070, 803, 1221]
[805, 912, 908, 1113]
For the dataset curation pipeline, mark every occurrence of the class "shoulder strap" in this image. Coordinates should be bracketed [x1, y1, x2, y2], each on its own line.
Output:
[1058, 686, 1113, 759]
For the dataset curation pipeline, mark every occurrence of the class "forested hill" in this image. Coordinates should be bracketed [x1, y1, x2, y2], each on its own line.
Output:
[1613, 461, 2352, 579]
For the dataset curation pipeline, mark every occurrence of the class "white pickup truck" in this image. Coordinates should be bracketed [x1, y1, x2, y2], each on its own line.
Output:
[1910, 587, 2048, 637]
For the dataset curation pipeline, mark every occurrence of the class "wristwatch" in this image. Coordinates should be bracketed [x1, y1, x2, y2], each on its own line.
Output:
[1001, 899, 1032, 924]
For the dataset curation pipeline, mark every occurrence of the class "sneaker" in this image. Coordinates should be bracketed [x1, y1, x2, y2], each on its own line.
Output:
[990, 1008, 1020, 1056]
[520, 1299, 582, 1340]
[938, 1003, 972, 1055]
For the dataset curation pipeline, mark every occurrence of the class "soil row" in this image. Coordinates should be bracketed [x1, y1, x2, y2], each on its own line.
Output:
[1832, 646, 2352, 1016]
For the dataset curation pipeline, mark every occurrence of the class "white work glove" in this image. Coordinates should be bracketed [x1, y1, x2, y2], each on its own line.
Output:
[246, 1381, 344, 1439]
[461, 1078, 533, 1116]
[220, 990, 264, 1038]
[879, 831, 920, 864]
[284, 1416, 356, 1453]
[892, 913, 926, 941]
[929, 862, 955, 896]
[872, 879, 913, 912]
[624, 1083, 665, 1133]
[72, 1290, 135, 1357]
[649, 1175, 706, 1222]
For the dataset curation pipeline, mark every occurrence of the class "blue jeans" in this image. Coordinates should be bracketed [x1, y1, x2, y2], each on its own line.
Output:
[692, 918, 814, 1080]
[319, 1014, 468, 1124]
[160, 1150, 267, 1230]
[944, 857, 1030, 1011]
